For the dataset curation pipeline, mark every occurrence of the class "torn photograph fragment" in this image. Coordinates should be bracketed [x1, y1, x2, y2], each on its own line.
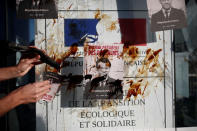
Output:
[41, 72, 61, 102]
[16, 0, 58, 19]
[147, 0, 187, 31]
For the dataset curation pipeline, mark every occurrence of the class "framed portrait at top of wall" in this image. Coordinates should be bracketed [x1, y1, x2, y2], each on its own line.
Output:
[147, 0, 187, 31]
[16, 0, 58, 19]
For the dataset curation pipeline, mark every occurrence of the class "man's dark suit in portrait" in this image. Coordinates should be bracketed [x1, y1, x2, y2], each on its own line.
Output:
[17, 0, 58, 19]
[84, 58, 123, 99]
[151, 0, 187, 31]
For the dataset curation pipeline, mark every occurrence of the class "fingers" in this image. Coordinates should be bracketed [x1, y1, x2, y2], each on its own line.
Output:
[36, 84, 51, 95]
[25, 55, 40, 65]
[33, 81, 51, 101]
[33, 80, 50, 87]
[18, 80, 53, 104]
[19, 55, 40, 67]
[36, 89, 50, 101]
[26, 55, 43, 66]
[28, 86, 50, 102]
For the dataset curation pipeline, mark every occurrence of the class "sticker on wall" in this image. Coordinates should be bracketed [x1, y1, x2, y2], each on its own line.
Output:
[16, 0, 58, 19]
[41, 72, 61, 102]
[147, 0, 187, 31]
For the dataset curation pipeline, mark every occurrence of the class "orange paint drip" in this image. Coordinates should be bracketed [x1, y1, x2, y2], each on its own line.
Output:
[153, 49, 162, 56]
[62, 44, 78, 60]
[126, 82, 141, 99]
[121, 46, 139, 62]
[53, 19, 56, 26]
[128, 46, 139, 59]
[95, 10, 101, 19]
[146, 48, 151, 55]
[137, 48, 162, 76]
[106, 21, 117, 31]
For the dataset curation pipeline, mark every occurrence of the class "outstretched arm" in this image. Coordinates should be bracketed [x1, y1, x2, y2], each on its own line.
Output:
[0, 55, 40, 81]
[0, 80, 51, 116]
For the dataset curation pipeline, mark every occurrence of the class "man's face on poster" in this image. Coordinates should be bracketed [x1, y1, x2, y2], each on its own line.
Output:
[160, 0, 172, 10]
[97, 62, 110, 78]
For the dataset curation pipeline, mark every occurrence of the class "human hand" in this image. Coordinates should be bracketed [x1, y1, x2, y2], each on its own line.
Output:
[15, 80, 51, 104]
[16, 54, 41, 77]
[16, 46, 48, 77]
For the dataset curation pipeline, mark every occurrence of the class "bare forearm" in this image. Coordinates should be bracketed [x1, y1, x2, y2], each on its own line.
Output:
[0, 66, 21, 81]
[0, 90, 22, 116]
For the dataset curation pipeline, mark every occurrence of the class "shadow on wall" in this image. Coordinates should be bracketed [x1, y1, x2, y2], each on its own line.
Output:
[176, 97, 197, 127]
[36, 116, 47, 131]
[15, 104, 36, 131]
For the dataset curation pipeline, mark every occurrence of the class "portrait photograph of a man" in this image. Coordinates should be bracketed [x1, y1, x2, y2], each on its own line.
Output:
[16, 0, 58, 19]
[83, 58, 123, 100]
[147, 0, 187, 31]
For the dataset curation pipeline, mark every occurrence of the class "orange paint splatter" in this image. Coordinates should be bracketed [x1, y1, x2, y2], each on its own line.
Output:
[126, 82, 141, 100]
[45, 43, 79, 72]
[106, 21, 117, 31]
[70, 44, 78, 55]
[153, 49, 162, 56]
[53, 19, 56, 26]
[121, 46, 139, 62]
[125, 48, 163, 100]
[128, 46, 139, 59]
[146, 48, 151, 55]
[137, 48, 162, 76]
[138, 79, 143, 82]
[95, 10, 101, 19]
[62, 43, 78, 60]
[148, 54, 154, 61]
